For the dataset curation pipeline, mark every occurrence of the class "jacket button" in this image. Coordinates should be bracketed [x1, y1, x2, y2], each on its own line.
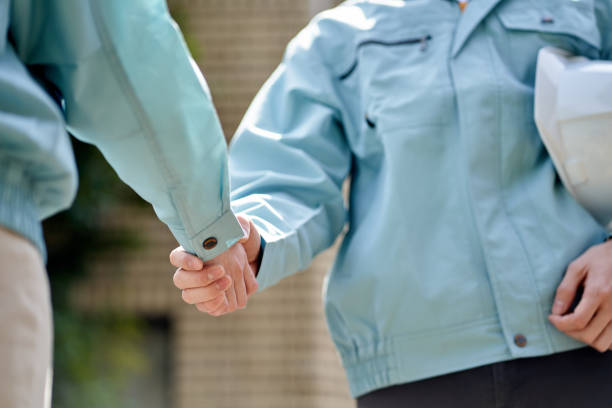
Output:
[514, 334, 527, 348]
[203, 237, 218, 250]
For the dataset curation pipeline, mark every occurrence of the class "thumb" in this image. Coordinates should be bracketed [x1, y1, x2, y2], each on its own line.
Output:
[237, 215, 250, 243]
[237, 215, 261, 263]
[552, 258, 587, 316]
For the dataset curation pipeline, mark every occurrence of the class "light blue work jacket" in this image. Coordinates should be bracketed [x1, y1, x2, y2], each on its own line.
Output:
[0, 0, 242, 260]
[230, 0, 612, 397]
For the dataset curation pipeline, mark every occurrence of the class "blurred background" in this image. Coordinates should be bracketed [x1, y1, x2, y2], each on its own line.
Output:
[43, 1, 353, 407]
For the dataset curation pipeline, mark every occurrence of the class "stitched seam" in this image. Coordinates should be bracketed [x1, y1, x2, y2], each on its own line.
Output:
[89, 3, 196, 237]
[450, 38, 510, 360]
[486, 24, 553, 351]
[339, 317, 501, 363]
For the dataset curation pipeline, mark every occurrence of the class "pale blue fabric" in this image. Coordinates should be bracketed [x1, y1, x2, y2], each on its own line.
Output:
[230, 0, 612, 397]
[0, 0, 243, 260]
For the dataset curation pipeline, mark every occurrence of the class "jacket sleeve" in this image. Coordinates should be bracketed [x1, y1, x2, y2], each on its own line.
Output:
[10, 0, 243, 260]
[229, 26, 352, 291]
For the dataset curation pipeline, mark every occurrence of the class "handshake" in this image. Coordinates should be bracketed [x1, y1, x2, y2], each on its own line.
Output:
[169, 216, 261, 316]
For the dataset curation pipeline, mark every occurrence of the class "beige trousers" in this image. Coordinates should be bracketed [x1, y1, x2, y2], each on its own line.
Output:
[0, 227, 52, 408]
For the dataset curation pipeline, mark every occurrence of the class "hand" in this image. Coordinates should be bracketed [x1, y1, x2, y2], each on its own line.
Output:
[169, 215, 262, 316]
[549, 240, 612, 352]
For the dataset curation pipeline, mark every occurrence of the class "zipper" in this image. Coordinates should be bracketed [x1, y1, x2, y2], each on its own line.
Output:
[339, 35, 432, 80]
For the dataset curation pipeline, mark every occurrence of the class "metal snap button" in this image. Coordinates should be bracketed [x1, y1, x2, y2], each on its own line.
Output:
[203, 237, 218, 250]
[514, 334, 528, 348]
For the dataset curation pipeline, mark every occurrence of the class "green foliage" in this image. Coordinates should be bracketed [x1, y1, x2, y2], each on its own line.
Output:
[45, 141, 143, 298]
[51, 312, 148, 408]
[44, 140, 149, 408]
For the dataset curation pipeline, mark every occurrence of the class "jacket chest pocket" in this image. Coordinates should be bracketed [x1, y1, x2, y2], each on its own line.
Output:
[342, 29, 455, 134]
[496, 0, 602, 57]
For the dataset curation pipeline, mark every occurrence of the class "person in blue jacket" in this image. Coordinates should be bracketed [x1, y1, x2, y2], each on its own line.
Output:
[0, 1, 258, 407]
[171, 0, 612, 406]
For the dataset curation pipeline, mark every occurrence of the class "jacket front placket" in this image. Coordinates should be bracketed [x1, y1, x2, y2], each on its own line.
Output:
[449, 0, 555, 358]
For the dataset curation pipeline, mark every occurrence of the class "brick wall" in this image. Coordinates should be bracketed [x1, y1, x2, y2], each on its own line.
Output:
[71, 1, 353, 407]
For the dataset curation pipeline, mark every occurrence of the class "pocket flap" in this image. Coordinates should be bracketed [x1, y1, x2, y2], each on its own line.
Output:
[497, 1, 602, 50]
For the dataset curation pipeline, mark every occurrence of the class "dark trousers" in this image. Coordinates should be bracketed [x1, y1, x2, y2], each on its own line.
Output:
[357, 348, 612, 408]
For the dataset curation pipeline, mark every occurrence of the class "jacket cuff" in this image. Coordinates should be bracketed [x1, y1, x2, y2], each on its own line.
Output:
[252, 228, 298, 292]
[255, 234, 277, 292]
[174, 210, 244, 261]
[0, 160, 46, 261]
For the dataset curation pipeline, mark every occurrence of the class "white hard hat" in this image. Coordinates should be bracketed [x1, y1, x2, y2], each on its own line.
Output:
[534, 47, 612, 232]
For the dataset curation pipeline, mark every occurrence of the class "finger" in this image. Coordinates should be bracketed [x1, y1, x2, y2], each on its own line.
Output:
[233, 264, 248, 309]
[566, 308, 611, 345]
[208, 293, 231, 317]
[170, 247, 203, 270]
[593, 322, 612, 353]
[552, 259, 587, 315]
[225, 280, 238, 312]
[245, 264, 259, 296]
[173, 265, 226, 290]
[237, 216, 250, 243]
[209, 302, 230, 317]
[549, 288, 601, 332]
[195, 294, 227, 314]
[181, 276, 232, 304]
[237, 217, 261, 263]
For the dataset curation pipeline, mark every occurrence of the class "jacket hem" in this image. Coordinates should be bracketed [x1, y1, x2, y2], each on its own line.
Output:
[337, 317, 587, 397]
[0, 160, 45, 260]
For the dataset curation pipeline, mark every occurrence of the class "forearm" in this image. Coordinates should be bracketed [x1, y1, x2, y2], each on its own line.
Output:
[13, 0, 243, 259]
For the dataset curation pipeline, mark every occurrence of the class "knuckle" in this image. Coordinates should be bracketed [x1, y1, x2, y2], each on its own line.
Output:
[599, 285, 612, 298]
[567, 261, 578, 272]
[593, 287, 609, 301]
[582, 333, 597, 345]
[573, 333, 587, 344]
[196, 272, 210, 287]
[567, 261, 583, 277]
[574, 317, 589, 331]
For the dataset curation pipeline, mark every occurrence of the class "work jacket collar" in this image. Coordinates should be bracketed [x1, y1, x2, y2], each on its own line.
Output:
[451, 0, 504, 57]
